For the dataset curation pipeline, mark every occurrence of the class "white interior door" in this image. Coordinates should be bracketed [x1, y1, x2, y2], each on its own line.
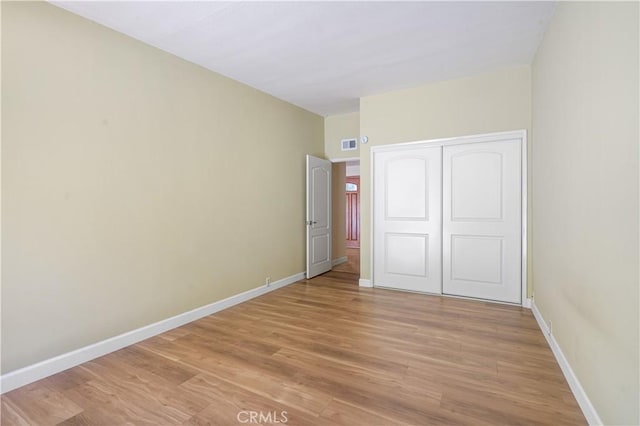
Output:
[442, 140, 522, 303]
[306, 155, 332, 279]
[373, 146, 442, 293]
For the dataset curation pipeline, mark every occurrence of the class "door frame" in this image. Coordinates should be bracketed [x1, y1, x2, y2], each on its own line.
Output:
[370, 130, 528, 306]
[328, 157, 361, 268]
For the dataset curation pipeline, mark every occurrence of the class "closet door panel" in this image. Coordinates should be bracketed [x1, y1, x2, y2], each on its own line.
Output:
[442, 140, 521, 303]
[373, 146, 442, 293]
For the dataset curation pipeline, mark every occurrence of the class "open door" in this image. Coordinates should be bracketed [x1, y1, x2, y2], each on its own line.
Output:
[306, 155, 332, 278]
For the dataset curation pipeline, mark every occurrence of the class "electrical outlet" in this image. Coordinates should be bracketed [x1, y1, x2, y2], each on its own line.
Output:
[266, 277, 271, 286]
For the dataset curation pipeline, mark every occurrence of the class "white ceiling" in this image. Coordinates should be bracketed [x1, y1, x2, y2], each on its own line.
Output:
[51, 1, 556, 117]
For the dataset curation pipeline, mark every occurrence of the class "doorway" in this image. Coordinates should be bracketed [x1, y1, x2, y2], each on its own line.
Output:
[346, 176, 360, 248]
[331, 159, 360, 275]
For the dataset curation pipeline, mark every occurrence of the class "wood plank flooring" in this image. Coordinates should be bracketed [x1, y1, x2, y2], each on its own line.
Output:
[331, 248, 360, 275]
[1, 271, 585, 425]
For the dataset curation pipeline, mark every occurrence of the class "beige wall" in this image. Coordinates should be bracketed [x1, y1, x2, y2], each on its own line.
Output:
[331, 162, 346, 261]
[324, 112, 360, 160]
[359, 67, 532, 288]
[532, 2, 639, 424]
[1, 2, 324, 373]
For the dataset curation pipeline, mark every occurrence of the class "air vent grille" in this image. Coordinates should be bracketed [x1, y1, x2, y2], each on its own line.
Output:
[341, 138, 357, 151]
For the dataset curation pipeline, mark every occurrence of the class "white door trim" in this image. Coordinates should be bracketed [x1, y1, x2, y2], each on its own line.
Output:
[370, 130, 528, 306]
[328, 156, 360, 163]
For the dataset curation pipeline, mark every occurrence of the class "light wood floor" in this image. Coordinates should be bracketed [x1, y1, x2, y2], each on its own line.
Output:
[331, 248, 360, 275]
[1, 271, 585, 425]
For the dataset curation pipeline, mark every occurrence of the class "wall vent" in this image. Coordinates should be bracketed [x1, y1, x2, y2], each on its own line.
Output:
[341, 138, 358, 151]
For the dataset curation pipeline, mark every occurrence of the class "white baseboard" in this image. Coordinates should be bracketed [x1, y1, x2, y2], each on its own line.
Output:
[332, 256, 348, 267]
[359, 278, 372, 287]
[531, 301, 602, 425]
[523, 297, 532, 308]
[0, 272, 305, 394]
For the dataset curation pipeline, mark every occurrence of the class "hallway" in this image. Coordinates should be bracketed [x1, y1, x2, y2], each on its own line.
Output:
[332, 248, 359, 275]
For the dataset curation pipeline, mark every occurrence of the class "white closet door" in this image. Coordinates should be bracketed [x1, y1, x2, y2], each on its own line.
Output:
[442, 140, 521, 303]
[373, 146, 442, 293]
